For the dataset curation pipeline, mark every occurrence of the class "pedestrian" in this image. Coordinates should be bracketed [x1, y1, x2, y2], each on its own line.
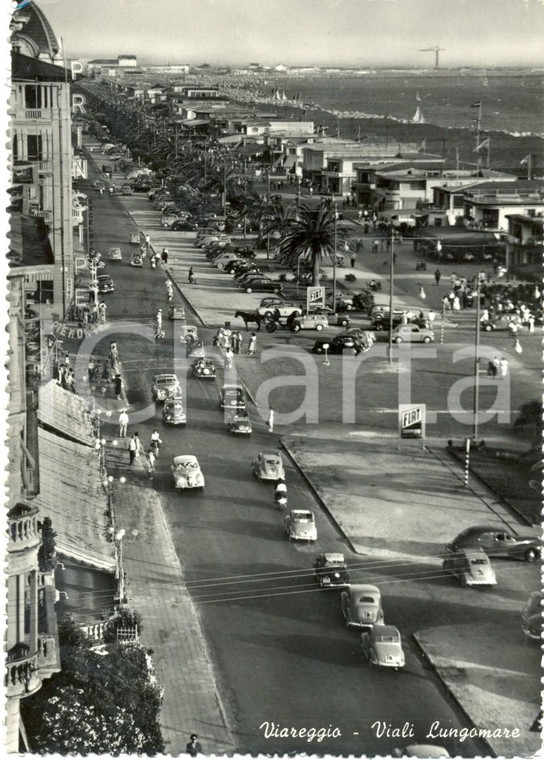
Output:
[128, 434, 137, 465]
[161, 247, 169, 264]
[188, 267, 196, 285]
[508, 320, 518, 338]
[487, 360, 496, 377]
[150, 430, 162, 455]
[236, 331, 243, 353]
[527, 314, 535, 333]
[232, 331, 240, 354]
[492, 356, 501, 377]
[434, 268, 441, 286]
[156, 309, 163, 331]
[109, 341, 119, 366]
[357, 209, 363, 221]
[267, 408, 274, 433]
[247, 332, 257, 356]
[355, 238, 364, 254]
[498, 356, 509, 378]
[372, 240, 379, 255]
[98, 301, 106, 323]
[186, 734, 203, 757]
[452, 295, 461, 311]
[99, 186, 104, 197]
[513, 338, 523, 355]
[147, 449, 156, 476]
[418, 284, 426, 300]
[428, 309, 436, 323]
[113, 374, 122, 400]
[450, 272, 457, 287]
[118, 409, 129, 437]
[88, 358, 96, 383]
[350, 251, 357, 269]
[224, 347, 234, 369]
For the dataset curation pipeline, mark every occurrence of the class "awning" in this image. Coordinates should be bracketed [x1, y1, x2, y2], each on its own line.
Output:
[234, 144, 268, 157]
[38, 380, 96, 446]
[282, 155, 298, 169]
[55, 556, 116, 626]
[33, 428, 115, 571]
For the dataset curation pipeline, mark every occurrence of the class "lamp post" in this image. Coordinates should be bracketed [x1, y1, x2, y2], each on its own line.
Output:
[472, 275, 482, 441]
[388, 224, 395, 364]
[333, 205, 339, 311]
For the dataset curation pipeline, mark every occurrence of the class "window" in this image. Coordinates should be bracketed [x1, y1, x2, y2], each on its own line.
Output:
[27, 134, 43, 162]
[13, 133, 18, 160]
[25, 85, 42, 109]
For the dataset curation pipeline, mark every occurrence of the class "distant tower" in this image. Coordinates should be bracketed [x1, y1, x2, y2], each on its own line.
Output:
[419, 46, 445, 69]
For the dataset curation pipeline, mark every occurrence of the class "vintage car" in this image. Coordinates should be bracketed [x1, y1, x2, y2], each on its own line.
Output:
[341, 584, 384, 628]
[226, 409, 252, 435]
[360, 625, 405, 669]
[258, 298, 302, 319]
[168, 304, 186, 320]
[192, 358, 216, 379]
[130, 251, 143, 267]
[186, 339, 205, 359]
[152, 373, 182, 403]
[108, 246, 123, 261]
[521, 591, 542, 641]
[129, 232, 141, 245]
[252, 451, 285, 481]
[162, 398, 186, 426]
[219, 383, 246, 411]
[195, 234, 231, 249]
[179, 325, 198, 344]
[442, 548, 497, 587]
[171, 455, 204, 491]
[241, 277, 283, 295]
[120, 184, 133, 195]
[170, 219, 198, 231]
[97, 275, 115, 293]
[290, 313, 329, 332]
[446, 525, 541, 562]
[312, 335, 359, 355]
[214, 253, 242, 270]
[327, 293, 354, 311]
[313, 553, 350, 589]
[285, 509, 317, 542]
[394, 746, 450, 758]
[392, 324, 435, 344]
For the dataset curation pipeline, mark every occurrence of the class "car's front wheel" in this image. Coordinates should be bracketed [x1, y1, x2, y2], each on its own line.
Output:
[291, 323, 301, 332]
[423, 336, 432, 343]
[484, 324, 493, 332]
[393, 337, 402, 344]
[245, 287, 252, 293]
[316, 324, 324, 331]
[525, 548, 539, 562]
[273, 287, 281, 294]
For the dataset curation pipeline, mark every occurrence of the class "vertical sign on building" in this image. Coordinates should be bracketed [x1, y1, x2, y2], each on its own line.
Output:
[399, 404, 426, 441]
[306, 286, 325, 312]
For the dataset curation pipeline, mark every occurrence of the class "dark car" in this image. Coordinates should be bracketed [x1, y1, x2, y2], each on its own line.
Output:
[313, 553, 350, 589]
[219, 383, 246, 410]
[313, 335, 360, 355]
[242, 277, 283, 295]
[170, 219, 197, 231]
[234, 268, 263, 283]
[97, 275, 114, 293]
[224, 259, 248, 274]
[446, 526, 541, 562]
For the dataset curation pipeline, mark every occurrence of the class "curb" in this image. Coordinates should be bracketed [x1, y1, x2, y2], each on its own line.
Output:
[279, 437, 360, 556]
[412, 632, 496, 758]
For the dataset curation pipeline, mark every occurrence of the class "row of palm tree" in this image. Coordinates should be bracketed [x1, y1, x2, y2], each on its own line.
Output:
[81, 81, 347, 285]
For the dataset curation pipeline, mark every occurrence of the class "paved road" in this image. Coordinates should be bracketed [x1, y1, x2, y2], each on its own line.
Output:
[80, 164, 499, 756]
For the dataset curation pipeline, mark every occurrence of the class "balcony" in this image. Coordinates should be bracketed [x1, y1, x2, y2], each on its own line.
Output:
[36, 161, 53, 174]
[30, 209, 52, 223]
[5, 646, 41, 699]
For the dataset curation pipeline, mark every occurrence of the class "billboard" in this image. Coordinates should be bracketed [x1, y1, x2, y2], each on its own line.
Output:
[399, 404, 426, 440]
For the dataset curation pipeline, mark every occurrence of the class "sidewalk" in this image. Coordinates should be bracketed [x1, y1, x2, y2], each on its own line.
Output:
[106, 449, 236, 755]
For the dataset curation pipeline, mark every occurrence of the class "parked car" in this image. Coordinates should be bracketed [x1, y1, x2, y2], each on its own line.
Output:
[196, 234, 231, 249]
[521, 591, 542, 641]
[196, 226, 223, 241]
[97, 275, 114, 293]
[392, 324, 435, 343]
[171, 455, 204, 491]
[214, 253, 243, 270]
[152, 373, 182, 403]
[186, 339, 205, 358]
[327, 294, 354, 311]
[360, 625, 405, 669]
[234, 269, 263, 284]
[285, 509, 317, 542]
[313, 553, 350, 589]
[120, 184, 133, 195]
[224, 259, 249, 274]
[446, 525, 541, 562]
[162, 213, 182, 227]
[168, 304, 186, 320]
[219, 383, 246, 410]
[341, 584, 384, 627]
[442, 548, 497, 587]
[170, 219, 198, 231]
[258, 299, 302, 319]
[313, 335, 359, 355]
[291, 313, 329, 332]
[191, 358, 216, 379]
[242, 277, 283, 295]
[108, 246, 122, 261]
[226, 410, 252, 435]
[162, 398, 186, 426]
[252, 451, 285, 481]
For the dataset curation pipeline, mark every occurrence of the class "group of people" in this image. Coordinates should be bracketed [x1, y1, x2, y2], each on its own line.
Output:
[212, 327, 257, 356]
[56, 357, 76, 393]
[487, 356, 510, 378]
[119, 422, 162, 477]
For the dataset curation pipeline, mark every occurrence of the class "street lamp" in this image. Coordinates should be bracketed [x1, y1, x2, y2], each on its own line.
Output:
[388, 224, 395, 364]
[333, 205, 339, 311]
[472, 275, 482, 441]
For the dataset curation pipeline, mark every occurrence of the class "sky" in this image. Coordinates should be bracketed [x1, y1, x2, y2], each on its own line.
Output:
[19, 0, 544, 67]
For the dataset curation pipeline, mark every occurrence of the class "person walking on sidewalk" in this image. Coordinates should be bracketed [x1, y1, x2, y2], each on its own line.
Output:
[247, 332, 257, 356]
[113, 374, 123, 400]
[434, 268, 441, 286]
[146, 449, 156, 477]
[129, 434, 138, 464]
[188, 267, 196, 285]
[267, 408, 274, 433]
[350, 251, 357, 269]
[224, 347, 234, 369]
[119, 409, 129, 438]
[88, 358, 96, 383]
[232, 331, 240, 354]
[161, 247, 168, 264]
[186, 734, 203, 757]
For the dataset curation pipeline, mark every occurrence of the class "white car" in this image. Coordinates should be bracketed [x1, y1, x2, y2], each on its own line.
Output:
[257, 300, 303, 319]
[108, 246, 122, 261]
[195, 234, 231, 249]
[285, 509, 317, 542]
[213, 253, 241, 270]
[171, 455, 205, 491]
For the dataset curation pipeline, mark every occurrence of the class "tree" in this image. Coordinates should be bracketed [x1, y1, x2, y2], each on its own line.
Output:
[21, 617, 164, 755]
[239, 193, 284, 248]
[276, 204, 346, 285]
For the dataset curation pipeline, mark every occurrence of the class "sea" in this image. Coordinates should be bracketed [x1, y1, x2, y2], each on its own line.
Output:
[220, 70, 544, 174]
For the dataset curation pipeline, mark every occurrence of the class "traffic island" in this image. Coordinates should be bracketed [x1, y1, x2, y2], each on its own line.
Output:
[413, 626, 541, 758]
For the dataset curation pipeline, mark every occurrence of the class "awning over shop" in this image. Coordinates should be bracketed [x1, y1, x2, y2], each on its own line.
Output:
[38, 380, 96, 446]
[33, 428, 115, 571]
[234, 144, 268, 157]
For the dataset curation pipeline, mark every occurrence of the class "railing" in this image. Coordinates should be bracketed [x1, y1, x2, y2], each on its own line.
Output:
[36, 161, 52, 173]
[5, 652, 40, 697]
[30, 209, 52, 223]
[25, 110, 43, 120]
[80, 621, 106, 641]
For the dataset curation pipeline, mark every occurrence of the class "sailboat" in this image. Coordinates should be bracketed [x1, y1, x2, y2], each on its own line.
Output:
[281, 91, 288, 101]
[412, 93, 425, 124]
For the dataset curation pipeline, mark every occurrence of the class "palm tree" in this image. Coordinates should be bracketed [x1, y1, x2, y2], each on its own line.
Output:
[239, 193, 284, 249]
[276, 204, 346, 285]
